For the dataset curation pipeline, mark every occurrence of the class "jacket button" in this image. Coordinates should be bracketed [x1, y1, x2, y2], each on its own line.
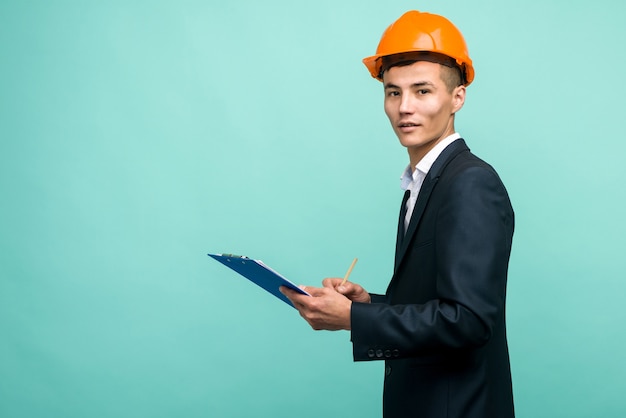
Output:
[376, 349, 384, 358]
[367, 349, 375, 358]
[393, 349, 400, 357]
[385, 366, 392, 376]
[384, 350, 392, 358]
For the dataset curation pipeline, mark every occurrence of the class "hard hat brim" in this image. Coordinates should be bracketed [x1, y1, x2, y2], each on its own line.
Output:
[362, 55, 380, 80]
[362, 52, 474, 86]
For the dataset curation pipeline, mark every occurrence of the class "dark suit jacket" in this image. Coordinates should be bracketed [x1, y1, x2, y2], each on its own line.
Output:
[351, 139, 515, 418]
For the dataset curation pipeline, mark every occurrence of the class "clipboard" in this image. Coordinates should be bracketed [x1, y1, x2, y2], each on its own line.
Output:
[208, 253, 310, 308]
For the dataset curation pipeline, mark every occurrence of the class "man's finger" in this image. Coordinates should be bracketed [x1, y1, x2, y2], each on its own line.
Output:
[303, 286, 327, 297]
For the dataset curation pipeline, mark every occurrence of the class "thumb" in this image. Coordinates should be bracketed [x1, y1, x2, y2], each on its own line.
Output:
[304, 286, 327, 297]
[336, 284, 349, 294]
[322, 278, 342, 288]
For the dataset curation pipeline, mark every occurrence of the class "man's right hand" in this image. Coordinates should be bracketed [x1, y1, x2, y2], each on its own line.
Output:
[322, 278, 371, 304]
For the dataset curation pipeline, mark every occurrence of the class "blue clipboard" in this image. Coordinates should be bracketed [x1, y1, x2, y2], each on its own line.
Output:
[208, 253, 310, 308]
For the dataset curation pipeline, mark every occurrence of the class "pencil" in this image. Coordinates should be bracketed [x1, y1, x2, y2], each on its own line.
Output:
[340, 258, 358, 287]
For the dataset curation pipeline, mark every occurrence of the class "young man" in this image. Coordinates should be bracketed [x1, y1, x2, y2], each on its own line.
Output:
[281, 10, 515, 418]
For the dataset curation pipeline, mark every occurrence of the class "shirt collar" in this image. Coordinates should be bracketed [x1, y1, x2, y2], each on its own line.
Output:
[400, 165, 414, 190]
[400, 133, 461, 190]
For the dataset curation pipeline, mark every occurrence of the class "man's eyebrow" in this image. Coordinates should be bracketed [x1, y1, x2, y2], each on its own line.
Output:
[412, 81, 435, 88]
[384, 81, 436, 89]
[384, 82, 400, 90]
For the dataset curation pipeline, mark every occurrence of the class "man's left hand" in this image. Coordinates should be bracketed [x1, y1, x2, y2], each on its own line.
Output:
[280, 284, 352, 331]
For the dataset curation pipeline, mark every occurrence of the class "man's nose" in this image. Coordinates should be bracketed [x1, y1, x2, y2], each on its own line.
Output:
[399, 94, 415, 114]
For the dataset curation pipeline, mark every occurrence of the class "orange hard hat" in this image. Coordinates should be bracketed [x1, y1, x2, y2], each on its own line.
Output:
[363, 10, 474, 86]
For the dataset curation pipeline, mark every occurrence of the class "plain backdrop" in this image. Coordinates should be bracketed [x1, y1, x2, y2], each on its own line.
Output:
[1, 1, 625, 417]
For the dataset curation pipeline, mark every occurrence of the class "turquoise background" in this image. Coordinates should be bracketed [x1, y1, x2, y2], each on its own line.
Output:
[1, 0, 625, 416]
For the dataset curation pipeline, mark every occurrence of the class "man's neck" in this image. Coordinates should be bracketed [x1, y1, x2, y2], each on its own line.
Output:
[407, 126, 456, 170]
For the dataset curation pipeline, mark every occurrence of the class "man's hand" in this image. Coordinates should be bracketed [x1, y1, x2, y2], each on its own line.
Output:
[322, 278, 372, 304]
[280, 279, 371, 331]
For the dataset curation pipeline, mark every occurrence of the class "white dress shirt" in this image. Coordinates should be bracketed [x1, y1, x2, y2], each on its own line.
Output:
[400, 133, 461, 232]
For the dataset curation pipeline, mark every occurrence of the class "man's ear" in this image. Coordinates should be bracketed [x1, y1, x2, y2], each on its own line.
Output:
[451, 85, 466, 113]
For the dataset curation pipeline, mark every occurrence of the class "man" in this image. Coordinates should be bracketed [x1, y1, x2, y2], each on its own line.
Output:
[281, 10, 515, 418]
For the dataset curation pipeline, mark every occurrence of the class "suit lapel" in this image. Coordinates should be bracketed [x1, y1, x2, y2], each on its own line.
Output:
[393, 139, 470, 273]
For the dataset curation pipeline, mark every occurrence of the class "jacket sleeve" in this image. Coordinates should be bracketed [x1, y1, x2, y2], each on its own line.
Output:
[369, 293, 387, 304]
[351, 166, 514, 361]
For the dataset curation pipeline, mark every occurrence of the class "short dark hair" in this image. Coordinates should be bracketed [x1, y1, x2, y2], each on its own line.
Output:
[380, 52, 463, 92]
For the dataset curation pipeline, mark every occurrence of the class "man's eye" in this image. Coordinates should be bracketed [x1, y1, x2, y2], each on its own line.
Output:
[418, 89, 430, 95]
[387, 91, 400, 97]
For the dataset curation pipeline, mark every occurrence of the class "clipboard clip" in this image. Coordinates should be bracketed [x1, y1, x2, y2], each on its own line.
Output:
[221, 253, 249, 260]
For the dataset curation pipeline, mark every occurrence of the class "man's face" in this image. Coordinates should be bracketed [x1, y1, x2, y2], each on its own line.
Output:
[383, 61, 465, 163]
